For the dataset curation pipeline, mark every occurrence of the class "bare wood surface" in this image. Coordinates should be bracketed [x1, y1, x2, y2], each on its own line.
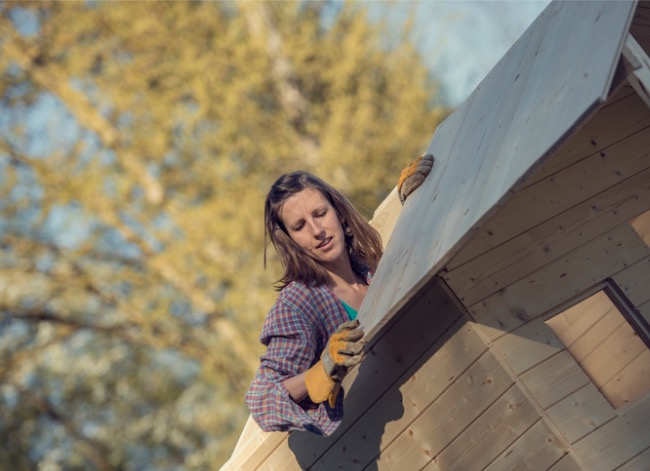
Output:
[573, 394, 650, 470]
[256, 281, 463, 470]
[492, 317, 565, 375]
[470, 223, 650, 343]
[616, 445, 650, 471]
[599, 349, 650, 409]
[612, 255, 650, 306]
[483, 419, 567, 471]
[377, 351, 514, 470]
[421, 385, 538, 471]
[547, 452, 584, 471]
[311, 321, 487, 470]
[519, 350, 591, 410]
[546, 384, 616, 444]
[359, 0, 635, 345]
[445, 163, 650, 306]
[446, 123, 650, 274]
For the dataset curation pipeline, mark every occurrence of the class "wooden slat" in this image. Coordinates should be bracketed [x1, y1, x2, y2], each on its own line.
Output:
[492, 317, 564, 375]
[545, 292, 615, 349]
[612, 255, 650, 307]
[519, 351, 591, 409]
[483, 420, 567, 471]
[470, 223, 650, 343]
[512, 84, 650, 190]
[445, 164, 650, 306]
[631, 209, 650, 246]
[579, 321, 646, 387]
[256, 281, 463, 470]
[421, 385, 538, 471]
[446, 124, 650, 275]
[573, 394, 650, 470]
[376, 352, 514, 470]
[310, 321, 487, 470]
[359, 0, 636, 345]
[547, 452, 585, 471]
[599, 349, 650, 409]
[546, 384, 616, 444]
[616, 446, 650, 471]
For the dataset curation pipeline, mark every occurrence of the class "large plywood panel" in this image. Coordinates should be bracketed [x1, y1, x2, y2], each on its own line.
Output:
[360, 0, 635, 343]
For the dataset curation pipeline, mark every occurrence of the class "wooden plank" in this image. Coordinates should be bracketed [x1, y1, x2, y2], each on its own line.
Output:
[492, 317, 564, 375]
[547, 452, 585, 471]
[553, 302, 625, 364]
[546, 292, 614, 348]
[520, 351, 591, 409]
[447, 124, 650, 273]
[257, 280, 464, 469]
[616, 446, 650, 471]
[612, 255, 650, 307]
[546, 384, 616, 444]
[573, 394, 650, 471]
[483, 419, 567, 471]
[631, 209, 650, 246]
[445, 164, 650, 306]
[310, 321, 487, 470]
[506, 84, 650, 191]
[359, 0, 636, 345]
[599, 349, 650, 409]
[219, 428, 287, 471]
[421, 385, 538, 471]
[376, 352, 514, 470]
[470, 223, 650, 343]
[579, 320, 647, 387]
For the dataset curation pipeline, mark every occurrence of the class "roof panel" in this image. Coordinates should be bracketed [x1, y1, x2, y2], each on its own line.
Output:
[361, 0, 637, 340]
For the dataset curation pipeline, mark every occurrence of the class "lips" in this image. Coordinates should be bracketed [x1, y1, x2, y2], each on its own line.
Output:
[316, 237, 333, 249]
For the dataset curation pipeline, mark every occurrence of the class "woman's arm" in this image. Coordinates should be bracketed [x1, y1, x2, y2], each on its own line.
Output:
[283, 372, 308, 403]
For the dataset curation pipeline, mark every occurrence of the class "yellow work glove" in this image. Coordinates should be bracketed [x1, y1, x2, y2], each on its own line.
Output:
[397, 153, 435, 205]
[304, 319, 365, 408]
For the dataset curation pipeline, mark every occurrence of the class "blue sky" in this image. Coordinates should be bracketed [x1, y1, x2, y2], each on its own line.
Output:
[408, 0, 552, 104]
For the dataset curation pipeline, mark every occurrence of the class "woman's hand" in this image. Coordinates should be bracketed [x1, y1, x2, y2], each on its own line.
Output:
[304, 320, 365, 407]
[398, 153, 435, 204]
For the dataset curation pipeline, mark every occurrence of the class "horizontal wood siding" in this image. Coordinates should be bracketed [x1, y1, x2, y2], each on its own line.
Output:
[573, 394, 650, 471]
[256, 281, 465, 470]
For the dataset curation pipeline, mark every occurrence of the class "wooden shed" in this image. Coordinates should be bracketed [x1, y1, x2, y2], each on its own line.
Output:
[223, 1, 650, 469]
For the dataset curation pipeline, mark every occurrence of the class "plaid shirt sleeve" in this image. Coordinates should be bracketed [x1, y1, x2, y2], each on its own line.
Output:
[245, 282, 348, 436]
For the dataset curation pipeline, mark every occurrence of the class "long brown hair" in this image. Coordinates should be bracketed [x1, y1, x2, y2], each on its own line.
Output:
[264, 171, 383, 290]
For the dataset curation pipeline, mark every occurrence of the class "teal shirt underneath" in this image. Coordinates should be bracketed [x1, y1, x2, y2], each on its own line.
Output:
[340, 300, 358, 320]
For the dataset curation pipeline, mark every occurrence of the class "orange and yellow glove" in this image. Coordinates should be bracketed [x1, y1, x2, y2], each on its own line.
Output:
[397, 153, 435, 205]
[304, 320, 365, 408]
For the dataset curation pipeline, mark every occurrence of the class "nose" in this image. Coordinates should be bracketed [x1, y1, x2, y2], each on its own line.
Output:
[307, 220, 325, 238]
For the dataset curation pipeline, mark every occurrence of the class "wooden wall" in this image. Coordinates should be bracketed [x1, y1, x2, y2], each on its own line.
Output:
[443, 84, 650, 470]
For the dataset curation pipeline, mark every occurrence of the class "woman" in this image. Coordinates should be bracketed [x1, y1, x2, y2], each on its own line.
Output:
[245, 155, 433, 436]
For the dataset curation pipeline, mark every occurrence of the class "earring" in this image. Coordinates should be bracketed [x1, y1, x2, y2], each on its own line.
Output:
[344, 224, 353, 237]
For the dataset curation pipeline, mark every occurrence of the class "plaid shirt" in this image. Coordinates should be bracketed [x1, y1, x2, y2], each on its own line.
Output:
[245, 280, 352, 436]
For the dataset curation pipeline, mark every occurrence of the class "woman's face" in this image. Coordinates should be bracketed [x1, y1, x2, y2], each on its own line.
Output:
[279, 187, 347, 271]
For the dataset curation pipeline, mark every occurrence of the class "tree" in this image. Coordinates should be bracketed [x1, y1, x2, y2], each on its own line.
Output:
[0, 1, 447, 468]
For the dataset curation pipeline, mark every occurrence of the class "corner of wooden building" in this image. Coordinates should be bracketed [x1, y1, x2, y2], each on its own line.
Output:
[223, 1, 650, 469]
